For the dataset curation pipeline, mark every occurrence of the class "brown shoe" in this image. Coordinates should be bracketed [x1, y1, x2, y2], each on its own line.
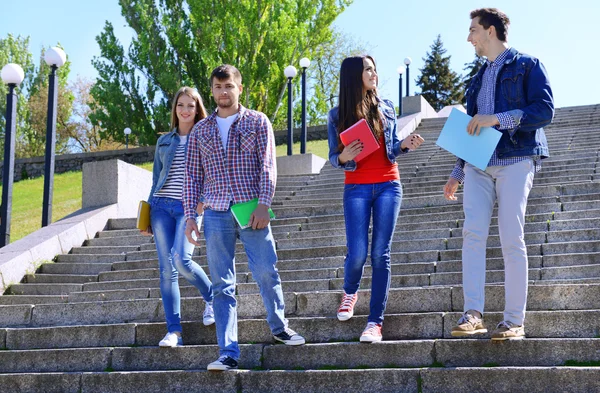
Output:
[451, 311, 487, 337]
[491, 321, 525, 341]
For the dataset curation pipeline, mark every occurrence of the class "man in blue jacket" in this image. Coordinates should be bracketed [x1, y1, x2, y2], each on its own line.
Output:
[444, 7, 554, 340]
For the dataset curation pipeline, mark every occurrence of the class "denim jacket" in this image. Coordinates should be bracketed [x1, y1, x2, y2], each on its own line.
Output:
[466, 47, 554, 159]
[327, 98, 407, 171]
[147, 129, 187, 203]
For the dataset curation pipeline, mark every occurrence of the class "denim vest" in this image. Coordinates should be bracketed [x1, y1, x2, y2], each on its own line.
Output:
[147, 129, 187, 203]
[466, 47, 554, 159]
[327, 98, 406, 171]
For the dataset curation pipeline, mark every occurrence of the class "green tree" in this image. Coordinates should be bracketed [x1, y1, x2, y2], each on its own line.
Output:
[305, 29, 366, 126]
[90, 0, 352, 145]
[19, 46, 74, 158]
[68, 77, 120, 152]
[462, 54, 485, 96]
[0, 34, 35, 154]
[415, 35, 464, 111]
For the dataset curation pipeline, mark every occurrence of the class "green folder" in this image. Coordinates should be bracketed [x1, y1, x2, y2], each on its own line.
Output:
[230, 198, 276, 229]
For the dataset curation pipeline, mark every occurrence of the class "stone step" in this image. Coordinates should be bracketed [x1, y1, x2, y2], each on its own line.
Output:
[85, 235, 153, 247]
[0, 295, 68, 305]
[40, 263, 113, 275]
[7, 283, 83, 296]
[96, 229, 140, 239]
[2, 337, 600, 377]
[17, 251, 600, 301]
[2, 284, 600, 328]
[25, 274, 98, 284]
[56, 253, 126, 263]
[4, 309, 600, 352]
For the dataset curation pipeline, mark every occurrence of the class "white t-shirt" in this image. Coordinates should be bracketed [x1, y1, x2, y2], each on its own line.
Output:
[216, 113, 239, 149]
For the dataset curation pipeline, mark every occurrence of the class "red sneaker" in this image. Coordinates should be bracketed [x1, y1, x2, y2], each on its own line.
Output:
[337, 292, 358, 321]
[360, 322, 383, 343]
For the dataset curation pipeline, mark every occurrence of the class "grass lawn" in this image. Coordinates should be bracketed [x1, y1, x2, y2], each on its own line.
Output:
[0, 139, 328, 243]
[275, 139, 329, 158]
[0, 171, 83, 242]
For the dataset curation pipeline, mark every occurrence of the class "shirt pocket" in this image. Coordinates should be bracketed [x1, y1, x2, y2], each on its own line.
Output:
[198, 132, 217, 156]
[239, 130, 257, 153]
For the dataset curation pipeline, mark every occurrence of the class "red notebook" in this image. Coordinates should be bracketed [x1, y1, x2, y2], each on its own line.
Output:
[339, 118, 380, 162]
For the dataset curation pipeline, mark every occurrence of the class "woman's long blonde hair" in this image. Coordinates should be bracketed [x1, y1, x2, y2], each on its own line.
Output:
[170, 87, 208, 131]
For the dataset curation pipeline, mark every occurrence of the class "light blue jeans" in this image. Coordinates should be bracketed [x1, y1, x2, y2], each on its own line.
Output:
[150, 197, 213, 333]
[462, 160, 535, 325]
[343, 180, 402, 324]
[203, 208, 287, 360]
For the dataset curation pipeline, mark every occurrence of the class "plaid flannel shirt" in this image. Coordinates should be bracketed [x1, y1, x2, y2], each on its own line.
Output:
[183, 105, 277, 220]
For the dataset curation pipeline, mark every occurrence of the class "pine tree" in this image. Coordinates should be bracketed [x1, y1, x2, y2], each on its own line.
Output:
[462, 55, 486, 92]
[416, 35, 464, 111]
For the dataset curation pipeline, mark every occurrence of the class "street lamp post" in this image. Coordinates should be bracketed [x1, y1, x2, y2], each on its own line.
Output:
[299, 57, 310, 154]
[42, 47, 67, 228]
[283, 65, 297, 156]
[404, 57, 412, 97]
[0, 64, 25, 247]
[397, 66, 405, 116]
[124, 127, 132, 149]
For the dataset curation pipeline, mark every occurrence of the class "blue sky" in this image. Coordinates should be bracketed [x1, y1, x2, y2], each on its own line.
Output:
[2, 0, 598, 109]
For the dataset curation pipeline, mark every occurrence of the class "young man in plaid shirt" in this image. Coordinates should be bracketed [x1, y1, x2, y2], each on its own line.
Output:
[184, 64, 305, 371]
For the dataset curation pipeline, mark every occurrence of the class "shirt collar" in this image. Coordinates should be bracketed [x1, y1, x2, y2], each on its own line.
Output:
[486, 47, 511, 67]
[209, 104, 247, 121]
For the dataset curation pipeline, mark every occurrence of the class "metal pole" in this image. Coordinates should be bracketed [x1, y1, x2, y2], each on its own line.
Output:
[405, 65, 410, 97]
[300, 68, 307, 154]
[42, 65, 58, 227]
[126, 134, 129, 149]
[286, 77, 293, 156]
[398, 75, 403, 116]
[0, 84, 17, 247]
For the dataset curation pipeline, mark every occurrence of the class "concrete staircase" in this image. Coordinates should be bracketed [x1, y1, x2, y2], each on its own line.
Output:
[1, 104, 599, 392]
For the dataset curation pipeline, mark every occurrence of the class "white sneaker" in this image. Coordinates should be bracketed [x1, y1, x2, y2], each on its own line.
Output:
[203, 301, 215, 326]
[158, 332, 182, 347]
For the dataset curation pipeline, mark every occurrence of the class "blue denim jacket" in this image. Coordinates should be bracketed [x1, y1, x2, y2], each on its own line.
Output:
[327, 98, 407, 171]
[466, 47, 554, 159]
[147, 129, 186, 203]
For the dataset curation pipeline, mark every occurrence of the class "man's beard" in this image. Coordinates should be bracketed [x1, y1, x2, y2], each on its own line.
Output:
[216, 97, 233, 108]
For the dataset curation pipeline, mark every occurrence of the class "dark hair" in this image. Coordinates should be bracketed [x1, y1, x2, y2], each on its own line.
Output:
[170, 86, 207, 131]
[470, 8, 510, 42]
[336, 55, 383, 150]
[210, 64, 242, 86]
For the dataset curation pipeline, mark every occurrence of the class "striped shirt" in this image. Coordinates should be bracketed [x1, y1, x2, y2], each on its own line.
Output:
[451, 48, 541, 182]
[183, 105, 276, 220]
[154, 135, 188, 200]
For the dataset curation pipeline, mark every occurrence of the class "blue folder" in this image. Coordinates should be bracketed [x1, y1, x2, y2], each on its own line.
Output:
[436, 108, 502, 171]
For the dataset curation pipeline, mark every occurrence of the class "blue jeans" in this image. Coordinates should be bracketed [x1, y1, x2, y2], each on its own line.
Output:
[150, 197, 213, 333]
[343, 180, 402, 324]
[203, 208, 287, 360]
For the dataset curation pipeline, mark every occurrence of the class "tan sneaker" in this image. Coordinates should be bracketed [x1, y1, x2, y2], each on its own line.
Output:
[451, 311, 487, 337]
[491, 321, 525, 341]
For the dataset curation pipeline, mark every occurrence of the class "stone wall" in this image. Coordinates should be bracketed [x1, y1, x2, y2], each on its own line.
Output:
[0, 147, 156, 182]
[0, 125, 329, 182]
